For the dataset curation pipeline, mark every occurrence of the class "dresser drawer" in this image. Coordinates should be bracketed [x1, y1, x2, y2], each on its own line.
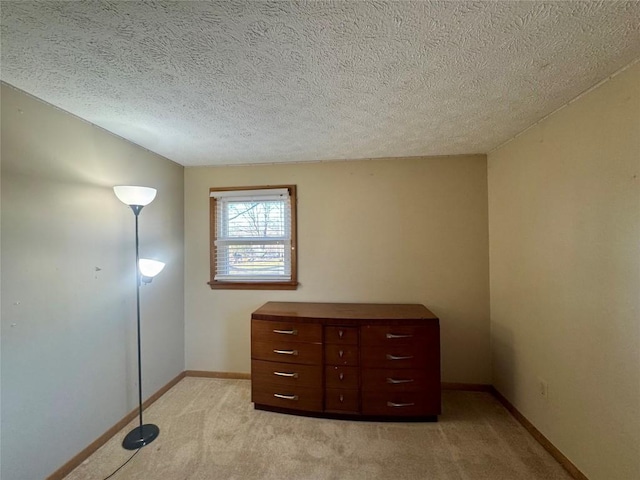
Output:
[325, 326, 358, 345]
[361, 345, 429, 369]
[361, 368, 436, 392]
[252, 384, 323, 412]
[252, 360, 322, 388]
[324, 344, 359, 366]
[361, 325, 435, 347]
[252, 340, 322, 365]
[325, 365, 359, 389]
[252, 319, 322, 344]
[362, 391, 440, 416]
[325, 388, 359, 413]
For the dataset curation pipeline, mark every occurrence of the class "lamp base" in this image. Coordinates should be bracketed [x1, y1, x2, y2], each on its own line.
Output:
[122, 424, 159, 450]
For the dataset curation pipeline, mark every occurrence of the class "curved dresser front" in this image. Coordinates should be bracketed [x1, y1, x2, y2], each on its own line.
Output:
[251, 302, 441, 421]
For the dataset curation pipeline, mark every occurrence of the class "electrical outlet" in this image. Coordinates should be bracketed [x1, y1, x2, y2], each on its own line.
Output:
[538, 377, 548, 399]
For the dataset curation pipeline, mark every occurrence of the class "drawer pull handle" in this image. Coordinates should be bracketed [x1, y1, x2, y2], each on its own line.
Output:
[387, 378, 414, 384]
[339, 330, 344, 338]
[339, 372, 344, 381]
[386, 333, 413, 339]
[387, 401, 415, 408]
[274, 349, 298, 356]
[273, 329, 298, 335]
[339, 350, 344, 358]
[274, 371, 298, 378]
[274, 393, 298, 401]
[386, 354, 414, 360]
[339, 394, 344, 403]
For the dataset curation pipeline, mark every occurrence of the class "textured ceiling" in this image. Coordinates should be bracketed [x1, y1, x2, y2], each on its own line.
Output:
[1, 1, 639, 167]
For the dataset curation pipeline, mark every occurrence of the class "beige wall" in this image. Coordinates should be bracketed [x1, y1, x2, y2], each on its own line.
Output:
[488, 62, 640, 480]
[185, 155, 490, 384]
[1, 84, 185, 479]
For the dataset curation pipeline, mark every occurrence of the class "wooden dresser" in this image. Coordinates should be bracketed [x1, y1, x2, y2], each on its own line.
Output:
[251, 302, 441, 421]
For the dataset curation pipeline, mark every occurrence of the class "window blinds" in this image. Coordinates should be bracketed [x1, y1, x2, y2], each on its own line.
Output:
[211, 189, 291, 282]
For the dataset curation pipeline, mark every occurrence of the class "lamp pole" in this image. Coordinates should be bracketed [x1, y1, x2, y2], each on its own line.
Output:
[135, 205, 154, 443]
[113, 186, 162, 451]
[122, 203, 159, 450]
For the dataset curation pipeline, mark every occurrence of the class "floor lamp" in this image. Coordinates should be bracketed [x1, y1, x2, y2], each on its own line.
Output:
[114, 185, 166, 450]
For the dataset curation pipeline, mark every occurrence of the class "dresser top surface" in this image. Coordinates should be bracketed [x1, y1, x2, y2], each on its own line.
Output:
[252, 302, 438, 322]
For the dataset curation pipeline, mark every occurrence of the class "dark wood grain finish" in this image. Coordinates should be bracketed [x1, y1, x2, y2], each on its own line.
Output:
[252, 302, 436, 323]
[251, 384, 323, 412]
[251, 360, 322, 388]
[325, 389, 359, 413]
[324, 344, 359, 366]
[251, 302, 440, 420]
[361, 391, 440, 416]
[362, 368, 435, 392]
[252, 319, 322, 344]
[325, 326, 358, 345]
[361, 345, 430, 369]
[251, 340, 322, 365]
[325, 366, 359, 389]
[361, 325, 436, 346]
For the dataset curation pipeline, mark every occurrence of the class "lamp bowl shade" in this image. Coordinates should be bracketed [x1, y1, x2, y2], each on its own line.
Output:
[113, 186, 157, 206]
[139, 258, 166, 278]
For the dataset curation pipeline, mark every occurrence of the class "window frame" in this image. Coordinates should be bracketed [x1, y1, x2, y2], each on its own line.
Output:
[208, 185, 298, 290]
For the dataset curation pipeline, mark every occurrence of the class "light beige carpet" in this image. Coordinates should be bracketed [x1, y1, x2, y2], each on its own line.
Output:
[64, 378, 572, 480]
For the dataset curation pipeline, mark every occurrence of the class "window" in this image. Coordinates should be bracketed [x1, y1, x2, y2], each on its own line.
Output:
[209, 185, 297, 290]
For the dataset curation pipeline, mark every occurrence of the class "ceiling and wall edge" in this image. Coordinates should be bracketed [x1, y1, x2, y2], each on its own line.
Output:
[3, 55, 639, 169]
[489, 56, 640, 154]
[0, 80, 183, 169]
